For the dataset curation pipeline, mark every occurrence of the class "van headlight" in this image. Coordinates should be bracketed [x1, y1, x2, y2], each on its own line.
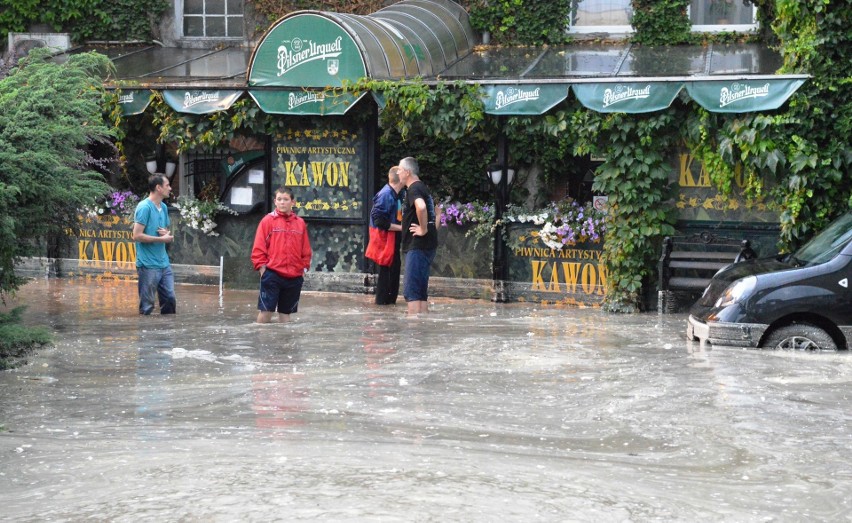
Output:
[714, 276, 756, 308]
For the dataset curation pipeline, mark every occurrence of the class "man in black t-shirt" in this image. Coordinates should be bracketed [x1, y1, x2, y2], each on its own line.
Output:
[398, 156, 438, 314]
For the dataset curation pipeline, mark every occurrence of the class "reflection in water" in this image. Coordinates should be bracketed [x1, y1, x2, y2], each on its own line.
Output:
[361, 324, 399, 400]
[135, 338, 174, 423]
[252, 373, 308, 428]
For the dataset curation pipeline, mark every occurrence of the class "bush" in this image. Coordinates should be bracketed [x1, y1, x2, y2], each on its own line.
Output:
[0, 307, 52, 370]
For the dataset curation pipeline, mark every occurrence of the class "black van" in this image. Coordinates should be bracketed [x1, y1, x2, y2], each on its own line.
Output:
[687, 211, 852, 351]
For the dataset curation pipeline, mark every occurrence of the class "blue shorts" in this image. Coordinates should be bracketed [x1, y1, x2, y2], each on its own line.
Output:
[403, 249, 436, 302]
[258, 270, 303, 314]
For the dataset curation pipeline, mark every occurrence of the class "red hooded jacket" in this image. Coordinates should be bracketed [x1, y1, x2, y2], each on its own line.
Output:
[251, 210, 312, 278]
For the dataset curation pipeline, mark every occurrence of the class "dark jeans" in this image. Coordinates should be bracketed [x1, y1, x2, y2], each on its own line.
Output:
[137, 266, 176, 315]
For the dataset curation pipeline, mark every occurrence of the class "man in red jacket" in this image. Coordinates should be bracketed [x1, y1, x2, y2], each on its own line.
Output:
[251, 187, 312, 323]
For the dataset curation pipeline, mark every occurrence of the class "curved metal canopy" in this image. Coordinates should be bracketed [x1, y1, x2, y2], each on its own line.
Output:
[247, 0, 475, 88]
[80, 0, 806, 116]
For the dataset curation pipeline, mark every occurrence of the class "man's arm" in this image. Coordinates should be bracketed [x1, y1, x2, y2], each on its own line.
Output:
[132, 222, 172, 243]
[410, 198, 428, 237]
[301, 225, 312, 272]
[250, 219, 270, 271]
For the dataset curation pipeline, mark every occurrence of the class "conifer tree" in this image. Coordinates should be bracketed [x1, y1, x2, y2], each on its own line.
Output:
[0, 48, 114, 296]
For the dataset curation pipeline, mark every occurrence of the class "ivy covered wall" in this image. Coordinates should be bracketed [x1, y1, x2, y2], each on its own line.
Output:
[369, 0, 851, 311]
[7, 0, 849, 312]
[0, 0, 169, 45]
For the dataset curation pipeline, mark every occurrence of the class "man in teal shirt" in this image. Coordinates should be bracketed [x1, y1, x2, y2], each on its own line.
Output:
[132, 174, 176, 314]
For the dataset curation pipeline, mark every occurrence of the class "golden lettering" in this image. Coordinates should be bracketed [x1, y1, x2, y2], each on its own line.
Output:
[308, 161, 349, 187]
[277, 146, 307, 154]
[546, 262, 560, 292]
[98, 229, 132, 239]
[597, 264, 607, 295]
[311, 162, 325, 186]
[101, 241, 115, 263]
[531, 260, 547, 291]
[529, 259, 605, 296]
[299, 162, 309, 186]
[77, 239, 137, 269]
[121, 242, 136, 265]
[581, 264, 597, 294]
[679, 153, 711, 187]
[695, 165, 710, 187]
[679, 154, 696, 187]
[561, 262, 581, 293]
[285, 161, 299, 186]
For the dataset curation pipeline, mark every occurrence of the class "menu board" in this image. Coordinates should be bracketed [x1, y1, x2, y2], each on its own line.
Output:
[271, 118, 367, 219]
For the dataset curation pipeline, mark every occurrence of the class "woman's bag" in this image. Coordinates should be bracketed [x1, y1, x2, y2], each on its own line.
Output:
[365, 227, 396, 267]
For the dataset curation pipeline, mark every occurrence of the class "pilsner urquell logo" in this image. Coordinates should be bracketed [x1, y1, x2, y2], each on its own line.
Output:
[602, 85, 651, 108]
[118, 92, 134, 104]
[184, 91, 220, 108]
[289, 91, 325, 110]
[719, 83, 770, 108]
[494, 87, 540, 109]
[277, 36, 343, 77]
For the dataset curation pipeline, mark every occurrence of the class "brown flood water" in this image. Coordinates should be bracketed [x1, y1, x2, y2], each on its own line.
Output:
[1, 278, 852, 521]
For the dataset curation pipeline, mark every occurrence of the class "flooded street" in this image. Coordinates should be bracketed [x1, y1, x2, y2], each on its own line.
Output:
[2, 279, 852, 521]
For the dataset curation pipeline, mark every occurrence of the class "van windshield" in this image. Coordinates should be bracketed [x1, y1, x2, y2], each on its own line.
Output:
[793, 212, 852, 266]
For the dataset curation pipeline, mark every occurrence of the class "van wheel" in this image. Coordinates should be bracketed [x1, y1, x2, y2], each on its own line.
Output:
[762, 324, 838, 352]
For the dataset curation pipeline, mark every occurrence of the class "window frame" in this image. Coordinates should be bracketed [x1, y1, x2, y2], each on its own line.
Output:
[566, 0, 759, 36]
[175, 0, 245, 40]
[567, 0, 635, 35]
[688, 1, 759, 33]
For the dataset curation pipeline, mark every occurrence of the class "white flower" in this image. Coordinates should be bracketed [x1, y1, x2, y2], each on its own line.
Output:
[175, 197, 235, 236]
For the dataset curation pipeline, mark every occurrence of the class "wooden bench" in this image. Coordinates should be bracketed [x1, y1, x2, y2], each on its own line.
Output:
[658, 232, 756, 312]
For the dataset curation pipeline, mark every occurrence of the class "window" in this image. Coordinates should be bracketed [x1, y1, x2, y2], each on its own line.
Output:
[568, 0, 633, 34]
[221, 159, 267, 214]
[183, 150, 266, 214]
[689, 0, 757, 32]
[567, 0, 757, 35]
[183, 0, 244, 38]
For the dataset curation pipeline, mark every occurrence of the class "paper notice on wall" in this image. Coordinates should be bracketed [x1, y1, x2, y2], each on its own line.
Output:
[230, 187, 253, 206]
[248, 169, 264, 184]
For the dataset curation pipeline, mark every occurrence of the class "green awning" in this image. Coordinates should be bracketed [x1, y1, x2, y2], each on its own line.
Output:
[247, 0, 475, 88]
[482, 85, 568, 115]
[248, 14, 366, 89]
[162, 89, 243, 114]
[477, 78, 807, 116]
[249, 90, 367, 115]
[222, 151, 265, 177]
[685, 78, 808, 113]
[571, 82, 683, 114]
[84, 4, 808, 119]
[116, 89, 153, 115]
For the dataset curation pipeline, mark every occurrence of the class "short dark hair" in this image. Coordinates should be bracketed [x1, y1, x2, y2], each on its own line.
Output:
[388, 166, 400, 184]
[147, 174, 167, 192]
[275, 186, 295, 199]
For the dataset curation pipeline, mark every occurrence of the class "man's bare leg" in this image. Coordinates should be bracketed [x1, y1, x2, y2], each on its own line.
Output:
[256, 311, 274, 323]
[407, 300, 428, 314]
